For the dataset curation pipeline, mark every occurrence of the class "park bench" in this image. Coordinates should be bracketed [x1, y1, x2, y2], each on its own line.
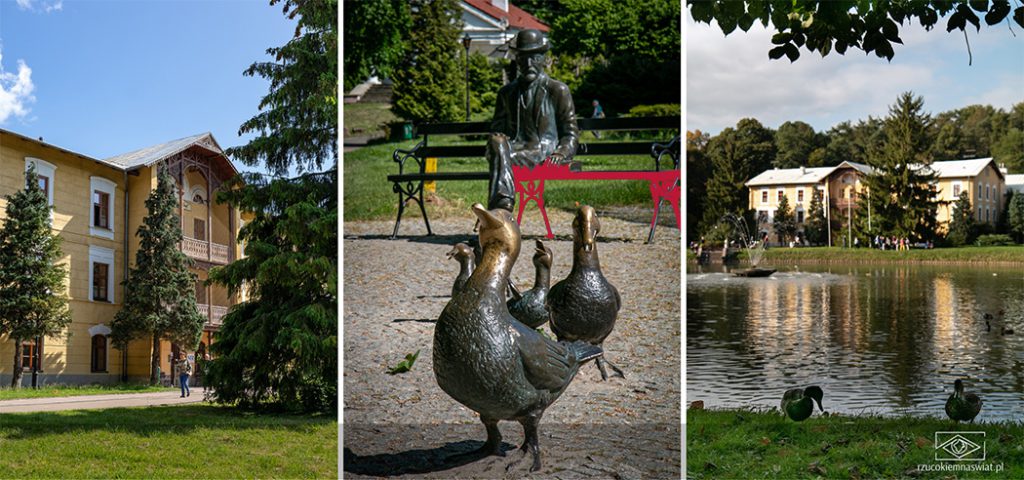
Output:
[388, 115, 680, 243]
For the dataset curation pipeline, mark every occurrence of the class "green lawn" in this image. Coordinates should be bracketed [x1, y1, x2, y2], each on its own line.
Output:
[688, 409, 1024, 479]
[693, 245, 1024, 265]
[0, 383, 173, 401]
[343, 102, 399, 139]
[344, 138, 659, 221]
[0, 405, 337, 478]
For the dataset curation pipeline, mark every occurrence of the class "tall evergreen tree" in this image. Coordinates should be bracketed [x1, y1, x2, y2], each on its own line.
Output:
[1009, 191, 1024, 244]
[803, 188, 827, 246]
[773, 192, 797, 244]
[111, 167, 205, 385]
[343, 0, 410, 91]
[862, 92, 939, 241]
[0, 166, 72, 388]
[208, 0, 338, 413]
[946, 191, 976, 246]
[701, 119, 776, 234]
[391, 0, 463, 123]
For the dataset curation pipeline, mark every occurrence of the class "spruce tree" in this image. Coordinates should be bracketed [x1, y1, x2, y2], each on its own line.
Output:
[209, 0, 338, 413]
[0, 166, 72, 388]
[803, 188, 827, 246]
[111, 167, 205, 385]
[391, 0, 464, 123]
[862, 92, 939, 241]
[946, 191, 976, 247]
[773, 192, 797, 244]
[1009, 191, 1024, 244]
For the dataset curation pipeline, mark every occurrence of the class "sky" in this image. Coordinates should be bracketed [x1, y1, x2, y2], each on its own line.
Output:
[0, 0, 295, 171]
[687, 14, 1024, 135]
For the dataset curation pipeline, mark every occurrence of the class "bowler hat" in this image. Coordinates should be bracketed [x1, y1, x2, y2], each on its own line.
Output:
[511, 29, 549, 54]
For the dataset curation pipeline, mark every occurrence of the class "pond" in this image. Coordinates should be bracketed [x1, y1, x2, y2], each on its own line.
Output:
[687, 263, 1024, 422]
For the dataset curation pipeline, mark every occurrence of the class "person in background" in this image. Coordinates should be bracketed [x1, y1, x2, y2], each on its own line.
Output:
[198, 352, 212, 395]
[591, 99, 606, 138]
[176, 352, 192, 398]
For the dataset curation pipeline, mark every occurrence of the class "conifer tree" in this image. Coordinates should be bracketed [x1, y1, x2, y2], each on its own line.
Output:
[0, 166, 72, 388]
[1008, 191, 1024, 244]
[208, 0, 338, 413]
[803, 188, 827, 246]
[773, 192, 797, 244]
[111, 167, 205, 385]
[862, 92, 939, 241]
[946, 191, 976, 246]
[391, 0, 464, 123]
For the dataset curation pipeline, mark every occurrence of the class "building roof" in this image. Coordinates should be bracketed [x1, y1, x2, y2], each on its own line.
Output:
[462, 0, 549, 32]
[925, 158, 1002, 179]
[746, 166, 836, 187]
[1007, 174, 1024, 193]
[103, 132, 224, 169]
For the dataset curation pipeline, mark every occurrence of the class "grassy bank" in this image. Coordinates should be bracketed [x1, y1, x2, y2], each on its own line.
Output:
[0, 383, 172, 401]
[690, 246, 1024, 265]
[688, 409, 1024, 479]
[344, 138, 657, 221]
[0, 404, 337, 478]
[343, 102, 399, 139]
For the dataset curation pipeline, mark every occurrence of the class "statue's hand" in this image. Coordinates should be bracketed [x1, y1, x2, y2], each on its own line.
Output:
[548, 153, 569, 165]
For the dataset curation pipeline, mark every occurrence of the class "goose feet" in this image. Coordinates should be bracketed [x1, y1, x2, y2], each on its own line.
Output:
[507, 415, 543, 472]
[596, 356, 625, 380]
[449, 417, 504, 462]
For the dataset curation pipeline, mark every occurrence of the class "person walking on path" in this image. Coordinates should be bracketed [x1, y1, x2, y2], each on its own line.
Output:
[198, 352, 212, 395]
[175, 353, 192, 398]
[591, 99, 605, 139]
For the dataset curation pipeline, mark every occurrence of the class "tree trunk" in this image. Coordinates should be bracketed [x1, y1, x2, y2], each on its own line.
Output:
[150, 333, 161, 386]
[11, 337, 24, 389]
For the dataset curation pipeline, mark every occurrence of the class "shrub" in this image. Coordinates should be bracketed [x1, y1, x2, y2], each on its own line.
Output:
[975, 234, 1015, 246]
[626, 103, 681, 118]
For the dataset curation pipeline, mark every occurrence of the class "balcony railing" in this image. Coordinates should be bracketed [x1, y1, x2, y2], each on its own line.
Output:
[182, 236, 230, 264]
[198, 304, 229, 328]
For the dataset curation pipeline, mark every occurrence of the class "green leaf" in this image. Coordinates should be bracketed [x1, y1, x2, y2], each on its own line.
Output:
[768, 45, 788, 60]
[738, 12, 755, 31]
[387, 350, 421, 375]
[771, 32, 793, 45]
[1014, 6, 1024, 28]
[946, 11, 966, 31]
[784, 43, 800, 62]
[689, 1, 715, 23]
[969, 0, 989, 13]
[959, 4, 982, 30]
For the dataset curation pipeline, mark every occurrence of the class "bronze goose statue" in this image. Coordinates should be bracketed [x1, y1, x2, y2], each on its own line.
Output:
[433, 204, 602, 472]
[945, 379, 982, 423]
[447, 242, 475, 297]
[548, 205, 624, 380]
[781, 386, 824, 421]
[507, 239, 553, 329]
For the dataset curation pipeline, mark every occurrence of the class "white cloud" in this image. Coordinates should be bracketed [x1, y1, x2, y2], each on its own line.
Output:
[0, 49, 36, 124]
[15, 0, 64, 13]
[687, 17, 1020, 134]
[45, 0, 63, 13]
[16, 0, 32, 8]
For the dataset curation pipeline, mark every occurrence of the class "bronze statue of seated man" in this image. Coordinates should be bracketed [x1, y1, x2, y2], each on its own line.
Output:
[486, 29, 580, 211]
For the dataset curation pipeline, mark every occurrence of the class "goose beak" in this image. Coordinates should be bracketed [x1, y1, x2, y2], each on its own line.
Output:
[472, 203, 502, 230]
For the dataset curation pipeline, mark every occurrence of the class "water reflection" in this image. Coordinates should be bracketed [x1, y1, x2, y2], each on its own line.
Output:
[687, 264, 1024, 422]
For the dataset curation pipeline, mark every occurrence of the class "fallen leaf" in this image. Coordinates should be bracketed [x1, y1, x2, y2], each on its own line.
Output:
[689, 400, 704, 410]
[903, 467, 921, 478]
[811, 424, 828, 433]
[915, 437, 929, 448]
[808, 461, 826, 475]
[386, 350, 420, 375]
[760, 437, 771, 446]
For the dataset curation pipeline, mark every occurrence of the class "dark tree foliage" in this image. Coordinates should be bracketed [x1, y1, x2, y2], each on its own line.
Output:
[467, 52, 506, 118]
[111, 167, 205, 385]
[688, 0, 1024, 63]
[946, 191, 977, 246]
[862, 92, 939, 241]
[207, 0, 338, 414]
[687, 130, 712, 242]
[513, 0, 565, 24]
[0, 166, 72, 388]
[773, 192, 797, 243]
[775, 120, 825, 168]
[701, 118, 776, 233]
[803, 188, 827, 245]
[820, 118, 884, 167]
[207, 172, 337, 413]
[1009, 191, 1024, 243]
[227, 0, 338, 176]
[343, 0, 410, 91]
[391, 0, 464, 123]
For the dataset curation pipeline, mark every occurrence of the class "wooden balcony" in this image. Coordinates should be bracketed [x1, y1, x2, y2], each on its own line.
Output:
[197, 304, 229, 328]
[182, 236, 230, 265]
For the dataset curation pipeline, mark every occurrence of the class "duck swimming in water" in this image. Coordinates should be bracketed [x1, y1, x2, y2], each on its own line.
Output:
[548, 205, 624, 380]
[433, 204, 602, 472]
[781, 386, 824, 421]
[507, 239, 553, 329]
[447, 243, 475, 297]
[945, 379, 982, 423]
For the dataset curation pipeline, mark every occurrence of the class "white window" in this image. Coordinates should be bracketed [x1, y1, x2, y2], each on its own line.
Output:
[777, 190, 784, 203]
[88, 246, 115, 304]
[90, 177, 117, 240]
[952, 182, 961, 197]
[978, 207, 982, 220]
[25, 158, 56, 207]
[797, 189, 804, 203]
[796, 210, 805, 223]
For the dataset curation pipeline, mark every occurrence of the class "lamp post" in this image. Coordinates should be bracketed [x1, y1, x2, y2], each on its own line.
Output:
[462, 35, 472, 121]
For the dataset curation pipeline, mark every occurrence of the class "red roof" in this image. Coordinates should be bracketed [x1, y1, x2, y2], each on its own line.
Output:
[464, 0, 549, 32]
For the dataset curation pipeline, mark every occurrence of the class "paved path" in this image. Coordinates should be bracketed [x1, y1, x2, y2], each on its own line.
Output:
[0, 390, 206, 413]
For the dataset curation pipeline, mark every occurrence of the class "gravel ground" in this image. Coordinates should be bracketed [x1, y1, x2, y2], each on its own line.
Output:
[343, 209, 681, 479]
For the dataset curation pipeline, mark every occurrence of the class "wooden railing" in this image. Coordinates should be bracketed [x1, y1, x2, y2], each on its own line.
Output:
[197, 304, 229, 328]
[182, 236, 230, 264]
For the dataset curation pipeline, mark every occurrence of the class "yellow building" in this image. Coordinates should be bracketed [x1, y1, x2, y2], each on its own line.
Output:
[746, 158, 1009, 244]
[0, 129, 242, 386]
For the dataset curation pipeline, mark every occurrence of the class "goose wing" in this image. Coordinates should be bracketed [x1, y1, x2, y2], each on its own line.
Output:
[510, 319, 575, 392]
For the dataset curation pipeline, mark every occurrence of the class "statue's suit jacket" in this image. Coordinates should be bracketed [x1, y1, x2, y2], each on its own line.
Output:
[490, 74, 579, 164]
